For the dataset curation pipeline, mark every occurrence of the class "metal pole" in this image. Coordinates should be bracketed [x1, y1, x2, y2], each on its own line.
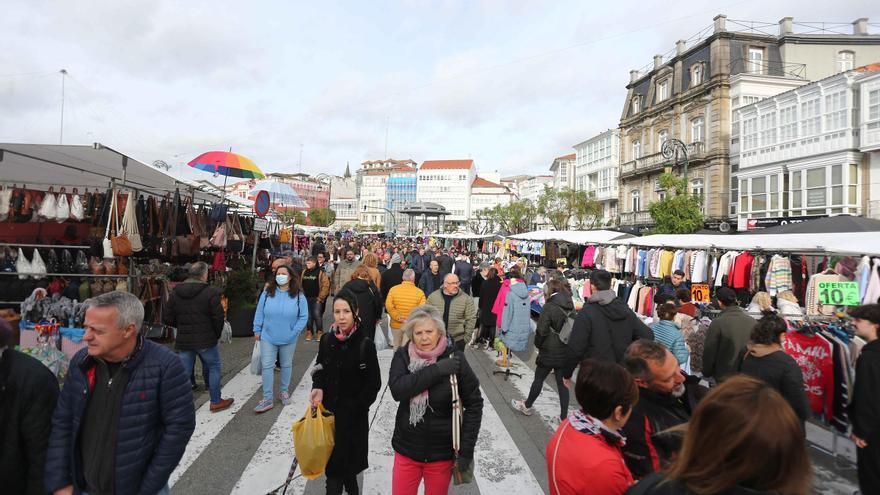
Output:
[250, 230, 259, 272]
[59, 69, 67, 144]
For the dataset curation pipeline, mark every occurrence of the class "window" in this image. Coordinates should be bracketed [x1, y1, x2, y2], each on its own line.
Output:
[740, 178, 749, 211]
[760, 112, 777, 146]
[691, 64, 703, 86]
[769, 175, 779, 211]
[632, 140, 641, 159]
[658, 129, 669, 150]
[806, 168, 826, 208]
[631, 190, 641, 212]
[824, 91, 847, 131]
[779, 106, 797, 141]
[747, 47, 765, 74]
[691, 178, 704, 199]
[791, 171, 802, 208]
[631, 96, 641, 114]
[691, 117, 705, 143]
[742, 117, 758, 150]
[751, 177, 767, 212]
[801, 99, 821, 136]
[838, 51, 855, 72]
[869, 89, 880, 130]
[850, 163, 859, 204]
[656, 79, 670, 103]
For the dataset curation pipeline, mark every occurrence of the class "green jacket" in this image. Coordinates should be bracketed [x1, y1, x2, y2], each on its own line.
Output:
[427, 289, 477, 344]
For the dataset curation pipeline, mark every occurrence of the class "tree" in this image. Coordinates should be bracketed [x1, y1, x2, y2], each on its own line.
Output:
[279, 209, 306, 225]
[490, 200, 536, 235]
[648, 172, 704, 234]
[571, 191, 604, 230]
[308, 207, 336, 227]
[537, 186, 574, 230]
[468, 208, 497, 235]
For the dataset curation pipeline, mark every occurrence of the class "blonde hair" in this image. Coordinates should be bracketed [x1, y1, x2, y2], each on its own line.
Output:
[401, 305, 447, 346]
[750, 291, 772, 311]
[362, 252, 379, 268]
[777, 290, 798, 303]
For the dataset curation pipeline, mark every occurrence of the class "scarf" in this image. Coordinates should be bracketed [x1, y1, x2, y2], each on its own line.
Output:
[406, 337, 448, 426]
[567, 409, 626, 447]
[332, 323, 356, 341]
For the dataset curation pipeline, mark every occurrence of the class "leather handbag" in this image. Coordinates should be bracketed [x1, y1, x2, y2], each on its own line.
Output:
[121, 192, 143, 252]
[110, 191, 132, 257]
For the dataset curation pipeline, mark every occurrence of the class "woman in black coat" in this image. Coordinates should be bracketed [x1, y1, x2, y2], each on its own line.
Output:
[341, 266, 383, 341]
[477, 267, 502, 348]
[389, 305, 483, 491]
[310, 290, 382, 495]
[511, 277, 574, 420]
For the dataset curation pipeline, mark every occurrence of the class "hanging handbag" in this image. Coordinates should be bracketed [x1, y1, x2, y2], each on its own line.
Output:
[121, 192, 143, 252]
[450, 374, 474, 485]
[103, 190, 116, 258]
[55, 187, 71, 222]
[70, 188, 85, 221]
[30, 249, 47, 279]
[210, 222, 227, 248]
[212, 249, 226, 272]
[16, 248, 31, 279]
[0, 185, 12, 221]
[38, 186, 57, 220]
[110, 191, 132, 257]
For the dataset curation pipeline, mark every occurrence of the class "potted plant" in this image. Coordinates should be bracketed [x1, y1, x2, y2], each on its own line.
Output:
[225, 269, 262, 337]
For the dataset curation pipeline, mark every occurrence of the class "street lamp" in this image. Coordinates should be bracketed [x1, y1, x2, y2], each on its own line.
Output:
[661, 138, 689, 179]
[313, 173, 333, 210]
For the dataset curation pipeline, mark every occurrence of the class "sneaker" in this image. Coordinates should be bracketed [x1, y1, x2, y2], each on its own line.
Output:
[280, 391, 291, 406]
[315, 330, 323, 341]
[510, 399, 533, 416]
[254, 399, 274, 414]
[305, 331, 313, 342]
[210, 397, 234, 413]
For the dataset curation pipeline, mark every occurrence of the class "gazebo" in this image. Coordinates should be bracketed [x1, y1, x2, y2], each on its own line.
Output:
[399, 202, 449, 235]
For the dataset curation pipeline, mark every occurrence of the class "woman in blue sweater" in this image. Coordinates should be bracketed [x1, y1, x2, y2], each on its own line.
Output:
[253, 264, 309, 413]
[651, 303, 689, 367]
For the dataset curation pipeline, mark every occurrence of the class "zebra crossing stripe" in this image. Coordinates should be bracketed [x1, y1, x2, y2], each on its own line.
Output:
[483, 348, 563, 432]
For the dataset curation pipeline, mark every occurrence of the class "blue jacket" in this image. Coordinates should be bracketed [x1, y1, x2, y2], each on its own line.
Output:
[500, 282, 532, 352]
[44, 338, 195, 495]
[651, 320, 689, 365]
[253, 289, 309, 345]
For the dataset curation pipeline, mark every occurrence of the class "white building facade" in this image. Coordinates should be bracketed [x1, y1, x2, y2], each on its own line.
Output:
[470, 176, 513, 213]
[859, 70, 880, 218]
[416, 159, 476, 228]
[733, 69, 880, 228]
[574, 129, 620, 225]
[549, 154, 576, 191]
[355, 159, 416, 228]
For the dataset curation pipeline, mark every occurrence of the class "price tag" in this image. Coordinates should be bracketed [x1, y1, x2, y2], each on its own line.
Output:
[252, 217, 269, 232]
[817, 281, 860, 306]
[690, 283, 710, 303]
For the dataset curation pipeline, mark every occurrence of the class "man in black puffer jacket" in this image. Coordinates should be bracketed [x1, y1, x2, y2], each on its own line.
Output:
[564, 270, 653, 381]
[0, 319, 59, 495]
[45, 291, 195, 495]
[165, 261, 233, 412]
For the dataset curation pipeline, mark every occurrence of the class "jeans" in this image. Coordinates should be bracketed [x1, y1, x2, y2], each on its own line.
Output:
[260, 339, 296, 401]
[526, 365, 569, 419]
[189, 353, 210, 388]
[326, 475, 359, 495]
[180, 345, 222, 404]
[307, 297, 325, 331]
[392, 452, 453, 495]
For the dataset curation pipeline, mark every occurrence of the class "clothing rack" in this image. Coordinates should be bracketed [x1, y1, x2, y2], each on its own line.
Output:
[0, 243, 91, 250]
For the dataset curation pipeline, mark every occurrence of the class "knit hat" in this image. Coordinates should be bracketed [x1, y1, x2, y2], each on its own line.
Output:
[391, 253, 402, 264]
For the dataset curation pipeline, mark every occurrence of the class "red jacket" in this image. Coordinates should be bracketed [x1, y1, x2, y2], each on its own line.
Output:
[547, 418, 633, 495]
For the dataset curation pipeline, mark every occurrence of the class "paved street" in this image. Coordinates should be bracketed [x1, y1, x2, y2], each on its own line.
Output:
[170, 309, 861, 495]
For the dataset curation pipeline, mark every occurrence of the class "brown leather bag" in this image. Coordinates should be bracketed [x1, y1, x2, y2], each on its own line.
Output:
[90, 256, 106, 275]
[109, 190, 132, 257]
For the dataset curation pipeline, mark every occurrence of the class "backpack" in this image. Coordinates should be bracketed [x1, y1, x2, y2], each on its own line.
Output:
[555, 317, 575, 345]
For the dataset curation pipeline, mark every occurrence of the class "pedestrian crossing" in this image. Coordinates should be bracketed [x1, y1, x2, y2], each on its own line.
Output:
[169, 341, 563, 494]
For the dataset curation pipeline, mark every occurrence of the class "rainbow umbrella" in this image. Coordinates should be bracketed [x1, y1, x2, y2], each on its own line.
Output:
[188, 151, 265, 179]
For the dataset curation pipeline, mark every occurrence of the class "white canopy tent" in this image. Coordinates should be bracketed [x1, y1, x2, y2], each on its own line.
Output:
[431, 233, 497, 240]
[609, 232, 880, 257]
[509, 230, 634, 244]
[0, 142, 237, 205]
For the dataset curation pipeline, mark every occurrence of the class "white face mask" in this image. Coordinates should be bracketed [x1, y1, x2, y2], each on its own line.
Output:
[276, 274, 289, 286]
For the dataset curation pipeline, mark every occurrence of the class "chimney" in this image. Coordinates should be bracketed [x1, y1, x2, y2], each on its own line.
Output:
[779, 17, 793, 36]
[653, 54, 663, 70]
[714, 14, 727, 33]
[676, 39, 687, 56]
[853, 18, 868, 35]
[630, 70, 640, 83]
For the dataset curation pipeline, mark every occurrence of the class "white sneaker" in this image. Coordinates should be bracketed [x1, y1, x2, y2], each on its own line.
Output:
[510, 399, 533, 416]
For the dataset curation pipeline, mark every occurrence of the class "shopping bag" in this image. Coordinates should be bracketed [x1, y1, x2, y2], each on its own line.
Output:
[291, 403, 335, 480]
[373, 322, 389, 351]
[250, 342, 261, 375]
[220, 321, 232, 343]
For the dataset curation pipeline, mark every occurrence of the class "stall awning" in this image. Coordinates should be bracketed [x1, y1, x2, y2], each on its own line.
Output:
[431, 233, 497, 240]
[0, 142, 235, 205]
[612, 231, 880, 257]
[509, 230, 634, 244]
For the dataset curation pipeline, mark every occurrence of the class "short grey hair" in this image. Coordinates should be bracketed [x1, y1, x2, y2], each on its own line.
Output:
[402, 269, 415, 282]
[86, 291, 145, 331]
[401, 305, 446, 344]
[189, 261, 209, 279]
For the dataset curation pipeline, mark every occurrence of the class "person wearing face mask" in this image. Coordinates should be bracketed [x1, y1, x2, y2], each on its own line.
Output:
[252, 265, 309, 414]
[389, 305, 483, 494]
[310, 290, 382, 495]
[621, 340, 707, 480]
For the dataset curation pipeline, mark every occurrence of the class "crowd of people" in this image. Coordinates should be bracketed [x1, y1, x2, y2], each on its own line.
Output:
[0, 233, 878, 495]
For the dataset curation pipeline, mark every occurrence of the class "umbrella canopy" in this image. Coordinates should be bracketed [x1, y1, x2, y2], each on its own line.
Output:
[743, 215, 880, 235]
[249, 180, 308, 207]
[188, 151, 265, 179]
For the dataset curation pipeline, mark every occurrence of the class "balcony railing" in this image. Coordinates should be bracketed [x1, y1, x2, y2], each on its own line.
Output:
[588, 188, 619, 201]
[620, 142, 706, 178]
[620, 211, 653, 226]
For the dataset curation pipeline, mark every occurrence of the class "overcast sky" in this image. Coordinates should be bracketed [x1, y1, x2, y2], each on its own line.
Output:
[1, 0, 873, 186]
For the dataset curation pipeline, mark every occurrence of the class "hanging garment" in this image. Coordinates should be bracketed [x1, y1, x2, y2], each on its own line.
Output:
[855, 256, 872, 303]
[672, 250, 686, 273]
[783, 330, 835, 420]
[581, 245, 596, 268]
[805, 270, 848, 316]
[729, 252, 754, 290]
[690, 250, 708, 283]
[764, 255, 793, 296]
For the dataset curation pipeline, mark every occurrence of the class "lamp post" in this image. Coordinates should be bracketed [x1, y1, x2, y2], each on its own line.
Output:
[661, 138, 689, 179]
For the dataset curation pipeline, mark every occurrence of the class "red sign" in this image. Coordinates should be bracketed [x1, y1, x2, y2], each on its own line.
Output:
[254, 190, 270, 218]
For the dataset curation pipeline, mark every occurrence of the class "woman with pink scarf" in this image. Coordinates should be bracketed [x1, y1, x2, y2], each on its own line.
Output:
[388, 305, 483, 494]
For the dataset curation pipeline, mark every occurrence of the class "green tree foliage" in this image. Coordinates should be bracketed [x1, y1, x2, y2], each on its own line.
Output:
[308, 207, 337, 227]
[279, 209, 306, 225]
[648, 173, 704, 234]
[487, 200, 536, 234]
[537, 186, 604, 230]
[571, 191, 604, 230]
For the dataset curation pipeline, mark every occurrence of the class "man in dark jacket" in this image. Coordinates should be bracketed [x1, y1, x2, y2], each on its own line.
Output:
[658, 269, 690, 297]
[311, 236, 326, 256]
[165, 261, 233, 412]
[435, 249, 454, 275]
[849, 304, 880, 494]
[0, 319, 59, 495]
[564, 270, 653, 382]
[418, 260, 443, 296]
[381, 254, 406, 302]
[702, 287, 756, 382]
[45, 291, 195, 495]
[453, 253, 475, 296]
[621, 339, 706, 480]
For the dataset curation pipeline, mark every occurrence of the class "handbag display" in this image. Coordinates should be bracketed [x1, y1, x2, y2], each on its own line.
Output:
[16, 248, 31, 279]
[120, 192, 143, 252]
[55, 187, 70, 222]
[70, 188, 85, 221]
[109, 191, 132, 257]
[38, 187, 57, 220]
[0, 186, 12, 221]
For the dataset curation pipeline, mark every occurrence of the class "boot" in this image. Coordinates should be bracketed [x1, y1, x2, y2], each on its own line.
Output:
[316, 330, 324, 341]
[305, 331, 313, 341]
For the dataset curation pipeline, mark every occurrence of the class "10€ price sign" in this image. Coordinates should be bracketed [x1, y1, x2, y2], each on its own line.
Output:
[690, 284, 710, 303]
[817, 281, 860, 306]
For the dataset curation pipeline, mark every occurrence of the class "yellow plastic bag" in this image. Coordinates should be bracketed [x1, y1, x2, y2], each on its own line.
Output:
[291, 403, 335, 480]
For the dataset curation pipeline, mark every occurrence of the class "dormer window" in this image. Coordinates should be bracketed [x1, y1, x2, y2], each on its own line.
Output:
[656, 79, 670, 103]
[631, 96, 641, 115]
[691, 63, 703, 86]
